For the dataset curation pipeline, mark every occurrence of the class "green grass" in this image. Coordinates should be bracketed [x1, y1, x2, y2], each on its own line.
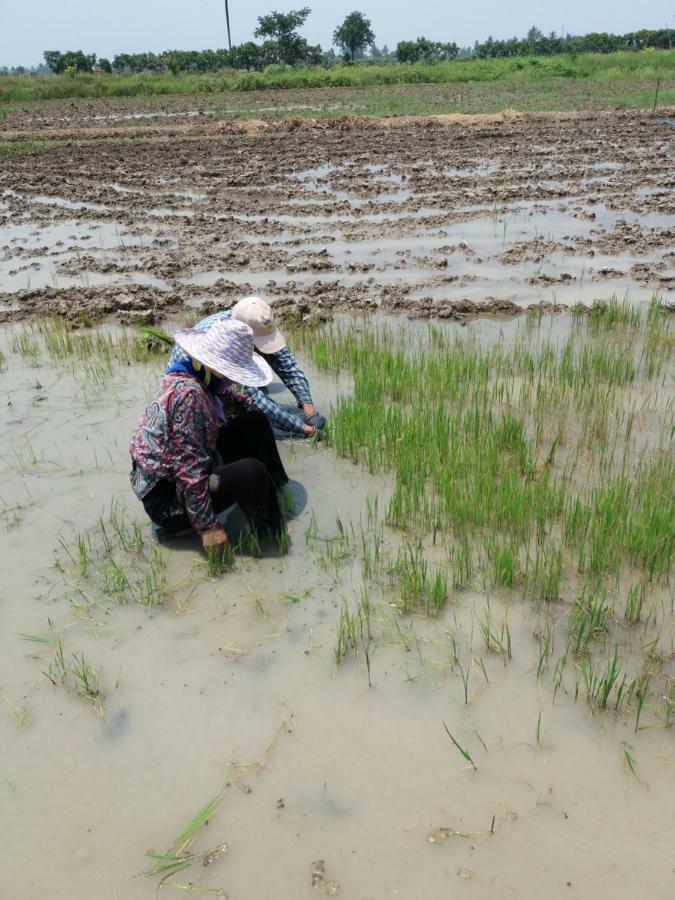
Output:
[1, 51, 673, 104]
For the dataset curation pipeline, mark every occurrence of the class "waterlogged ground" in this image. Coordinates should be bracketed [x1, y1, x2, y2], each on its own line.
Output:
[0, 107, 673, 325]
[0, 313, 673, 900]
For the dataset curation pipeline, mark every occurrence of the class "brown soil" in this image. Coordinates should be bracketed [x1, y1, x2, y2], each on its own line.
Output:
[1, 107, 673, 324]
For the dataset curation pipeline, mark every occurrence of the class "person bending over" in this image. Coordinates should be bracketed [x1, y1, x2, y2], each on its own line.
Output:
[166, 296, 326, 438]
[130, 318, 287, 552]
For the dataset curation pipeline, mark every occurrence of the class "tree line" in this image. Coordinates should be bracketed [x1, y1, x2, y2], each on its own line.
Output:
[474, 26, 674, 58]
[37, 11, 675, 76]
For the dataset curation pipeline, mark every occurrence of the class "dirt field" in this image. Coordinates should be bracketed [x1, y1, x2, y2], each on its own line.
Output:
[1, 106, 673, 326]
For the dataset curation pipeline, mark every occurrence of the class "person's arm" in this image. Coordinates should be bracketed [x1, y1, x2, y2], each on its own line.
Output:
[262, 347, 313, 407]
[169, 384, 220, 535]
[243, 385, 311, 437]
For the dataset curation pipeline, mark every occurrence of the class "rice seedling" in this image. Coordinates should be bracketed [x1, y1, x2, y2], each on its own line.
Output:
[620, 742, 640, 781]
[580, 645, 626, 711]
[442, 722, 477, 771]
[70, 652, 104, 716]
[42, 639, 68, 685]
[569, 582, 613, 656]
[624, 577, 649, 624]
[633, 671, 651, 732]
[589, 295, 642, 331]
[11, 330, 39, 363]
[206, 544, 236, 578]
[140, 787, 228, 893]
[456, 658, 471, 705]
[76, 532, 90, 577]
[3, 697, 31, 732]
[334, 600, 359, 666]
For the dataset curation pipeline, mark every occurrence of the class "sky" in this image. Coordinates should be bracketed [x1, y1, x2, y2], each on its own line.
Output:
[2, 0, 673, 68]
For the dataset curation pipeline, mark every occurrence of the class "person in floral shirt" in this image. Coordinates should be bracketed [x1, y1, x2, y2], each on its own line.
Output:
[130, 318, 287, 551]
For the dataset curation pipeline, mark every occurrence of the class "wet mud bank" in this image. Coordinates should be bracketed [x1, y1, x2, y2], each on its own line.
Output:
[1, 108, 673, 326]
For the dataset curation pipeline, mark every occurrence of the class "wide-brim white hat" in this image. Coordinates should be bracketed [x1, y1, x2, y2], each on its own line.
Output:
[232, 296, 286, 355]
[174, 318, 273, 387]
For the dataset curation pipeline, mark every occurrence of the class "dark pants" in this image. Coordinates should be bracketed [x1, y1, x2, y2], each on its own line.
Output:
[217, 410, 288, 489]
[143, 411, 287, 536]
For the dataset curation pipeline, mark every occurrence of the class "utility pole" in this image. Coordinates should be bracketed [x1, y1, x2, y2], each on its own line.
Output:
[224, 0, 232, 51]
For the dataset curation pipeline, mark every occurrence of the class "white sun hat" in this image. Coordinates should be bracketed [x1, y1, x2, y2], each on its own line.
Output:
[231, 296, 286, 354]
[174, 318, 273, 387]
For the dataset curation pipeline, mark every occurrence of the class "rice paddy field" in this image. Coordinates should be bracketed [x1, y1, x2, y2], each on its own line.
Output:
[0, 95, 673, 899]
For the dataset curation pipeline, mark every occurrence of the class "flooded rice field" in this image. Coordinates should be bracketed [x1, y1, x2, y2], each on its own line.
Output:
[0, 105, 674, 899]
[0, 108, 673, 325]
[0, 306, 673, 899]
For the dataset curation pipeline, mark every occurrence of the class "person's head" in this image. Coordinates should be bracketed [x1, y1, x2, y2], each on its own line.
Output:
[173, 318, 273, 387]
[231, 296, 286, 355]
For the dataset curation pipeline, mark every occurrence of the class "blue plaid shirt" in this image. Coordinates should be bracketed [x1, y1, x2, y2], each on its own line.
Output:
[167, 312, 313, 436]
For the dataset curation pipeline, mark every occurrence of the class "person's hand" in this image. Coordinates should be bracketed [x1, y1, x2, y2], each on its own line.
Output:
[303, 424, 316, 438]
[305, 410, 327, 430]
[201, 527, 228, 549]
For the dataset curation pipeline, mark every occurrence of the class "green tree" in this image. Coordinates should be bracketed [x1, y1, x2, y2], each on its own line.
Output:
[166, 54, 181, 76]
[98, 57, 112, 73]
[43, 50, 64, 73]
[254, 7, 313, 65]
[333, 11, 375, 61]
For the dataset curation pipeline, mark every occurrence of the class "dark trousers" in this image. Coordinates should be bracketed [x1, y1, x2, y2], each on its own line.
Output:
[217, 410, 289, 489]
[143, 411, 287, 536]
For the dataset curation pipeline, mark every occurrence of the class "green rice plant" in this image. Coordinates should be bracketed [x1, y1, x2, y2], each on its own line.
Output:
[136, 546, 169, 605]
[479, 604, 512, 660]
[42, 638, 68, 685]
[524, 542, 563, 604]
[624, 577, 648, 624]
[442, 722, 477, 771]
[140, 787, 227, 892]
[569, 581, 613, 656]
[580, 645, 625, 711]
[334, 600, 359, 666]
[70, 652, 104, 716]
[589, 295, 642, 331]
[452, 534, 473, 590]
[620, 742, 640, 780]
[76, 532, 90, 577]
[633, 671, 651, 732]
[456, 658, 471, 705]
[552, 648, 569, 702]
[108, 499, 145, 554]
[206, 543, 235, 578]
[536, 626, 553, 678]
[11, 330, 40, 363]
[275, 527, 290, 556]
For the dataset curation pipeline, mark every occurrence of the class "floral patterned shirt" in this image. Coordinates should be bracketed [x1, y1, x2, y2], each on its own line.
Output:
[130, 373, 221, 533]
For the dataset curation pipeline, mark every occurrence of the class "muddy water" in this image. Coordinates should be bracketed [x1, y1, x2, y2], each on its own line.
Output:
[0, 317, 673, 900]
[0, 110, 673, 322]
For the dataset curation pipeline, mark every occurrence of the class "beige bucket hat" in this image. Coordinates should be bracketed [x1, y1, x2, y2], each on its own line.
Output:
[231, 296, 286, 354]
[174, 318, 273, 387]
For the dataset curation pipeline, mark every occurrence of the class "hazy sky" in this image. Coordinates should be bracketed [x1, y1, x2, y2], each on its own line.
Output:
[2, 1, 673, 67]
